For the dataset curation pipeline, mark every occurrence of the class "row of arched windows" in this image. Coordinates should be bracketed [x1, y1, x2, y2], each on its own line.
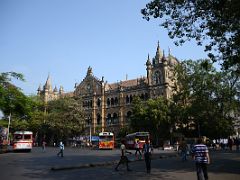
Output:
[83, 100, 92, 108]
[126, 93, 149, 104]
[83, 93, 149, 109]
[86, 111, 132, 126]
[106, 97, 119, 107]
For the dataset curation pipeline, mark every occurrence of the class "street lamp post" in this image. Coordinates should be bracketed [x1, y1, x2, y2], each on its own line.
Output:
[170, 127, 173, 145]
[6, 113, 11, 145]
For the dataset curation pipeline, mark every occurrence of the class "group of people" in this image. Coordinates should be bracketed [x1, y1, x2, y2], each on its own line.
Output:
[41, 136, 211, 179]
[115, 137, 211, 180]
[41, 140, 65, 157]
[115, 138, 153, 173]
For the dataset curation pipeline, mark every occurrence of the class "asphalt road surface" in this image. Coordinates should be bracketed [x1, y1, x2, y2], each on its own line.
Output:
[0, 147, 239, 180]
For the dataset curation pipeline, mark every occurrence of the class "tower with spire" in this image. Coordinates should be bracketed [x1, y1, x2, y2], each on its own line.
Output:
[145, 41, 178, 98]
[37, 74, 63, 103]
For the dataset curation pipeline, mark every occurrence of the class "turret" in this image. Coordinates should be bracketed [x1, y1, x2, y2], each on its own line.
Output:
[53, 86, 58, 95]
[146, 54, 152, 86]
[44, 74, 52, 92]
[155, 41, 163, 64]
[59, 86, 64, 95]
[162, 50, 167, 65]
[37, 84, 42, 95]
[87, 66, 93, 76]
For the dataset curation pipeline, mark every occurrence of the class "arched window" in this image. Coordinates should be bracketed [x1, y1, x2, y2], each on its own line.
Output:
[111, 98, 115, 106]
[107, 98, 110, 107]
[106, 113, 111, 125]
[90, 100, 92, 108]
[114, 97, 118, 105]
[126, 111, 132, 123]
[97, 114, 101, 125]
[113, 113, 118, 124]
[126, 95, 130, 104]
[97, 98, 101, 107]
[130, 95, 133, 103]
[153, 71, 160, 84]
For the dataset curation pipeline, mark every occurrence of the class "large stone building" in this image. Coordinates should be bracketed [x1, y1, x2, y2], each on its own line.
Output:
[37, 42, 179, 135]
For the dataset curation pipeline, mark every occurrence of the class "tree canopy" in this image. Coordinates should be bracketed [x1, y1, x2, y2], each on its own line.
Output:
[0, 72, 28, 117]
[171, 59, 239, 138]
[142, 0, 240, 70]
[46, 96, 85, 142]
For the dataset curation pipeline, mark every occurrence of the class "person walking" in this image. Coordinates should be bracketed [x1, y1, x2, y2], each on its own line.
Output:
[179, 139, 188, 162]
[42, 140, 46, 152]
[192, 137, 210, 180]
[57, 141, 64, 157]
[142, 138, 152, 173]
[115, 139, 131, 171]
[134, 140, 142, 158]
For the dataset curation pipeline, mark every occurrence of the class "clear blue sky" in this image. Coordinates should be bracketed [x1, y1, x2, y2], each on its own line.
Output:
[0, 0, 208, 95]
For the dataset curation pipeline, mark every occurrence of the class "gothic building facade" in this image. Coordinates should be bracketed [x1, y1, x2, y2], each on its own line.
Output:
[37, 42, 179, 135]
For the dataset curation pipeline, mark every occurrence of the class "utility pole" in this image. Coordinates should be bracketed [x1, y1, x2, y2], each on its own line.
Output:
[6, 112, 11, 144]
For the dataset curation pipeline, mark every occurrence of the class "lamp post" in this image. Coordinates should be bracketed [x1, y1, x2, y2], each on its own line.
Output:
[170, 127, 173, 145]
[6, 113, 11, 145]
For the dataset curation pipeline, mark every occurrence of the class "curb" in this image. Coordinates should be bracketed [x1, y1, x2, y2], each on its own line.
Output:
[51, 161, 118, 171]
[51, 153, 178, 171]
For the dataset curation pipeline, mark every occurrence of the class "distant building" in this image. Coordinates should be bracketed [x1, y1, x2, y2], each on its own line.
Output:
[37, 42, 179, 135]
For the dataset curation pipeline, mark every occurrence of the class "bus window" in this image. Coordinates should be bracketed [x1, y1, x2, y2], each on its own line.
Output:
[24, 135, 32, 140]
[14, 134, 23, 140]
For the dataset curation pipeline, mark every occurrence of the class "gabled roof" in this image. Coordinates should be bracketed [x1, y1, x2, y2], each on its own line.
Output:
[106, 77, 147, 90]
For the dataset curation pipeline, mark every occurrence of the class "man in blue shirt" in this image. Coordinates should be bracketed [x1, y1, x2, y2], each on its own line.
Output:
[192, 137, 210, 180]
[142, 138, 153, 173]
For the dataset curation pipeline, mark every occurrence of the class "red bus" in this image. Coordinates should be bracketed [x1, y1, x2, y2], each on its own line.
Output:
[125, 132, 150, 149]
[98, 132, 114, 149]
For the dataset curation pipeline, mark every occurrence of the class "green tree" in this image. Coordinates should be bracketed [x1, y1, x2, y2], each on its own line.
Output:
[142, 0, 240, 70]
[0, 72, 26, 116]
[46, 96, 85, 143]
[0, 72, 34, 132]
[172, 59, 238, 138]
[130, 96, 170, 145]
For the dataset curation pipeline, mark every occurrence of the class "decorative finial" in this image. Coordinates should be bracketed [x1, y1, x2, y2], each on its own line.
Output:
[168, 47, 171, 56]
[87, 66, 93, 76]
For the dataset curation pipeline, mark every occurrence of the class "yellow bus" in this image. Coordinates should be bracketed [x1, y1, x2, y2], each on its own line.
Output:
[98, 132, 114, 149]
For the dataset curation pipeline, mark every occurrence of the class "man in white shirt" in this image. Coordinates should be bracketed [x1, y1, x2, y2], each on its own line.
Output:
[115, 139, 131, 171]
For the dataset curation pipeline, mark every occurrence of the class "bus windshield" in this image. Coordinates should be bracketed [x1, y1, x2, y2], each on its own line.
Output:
[14, 134, 23, 140]
[99, 136, 113, 142]
[24, 135, 32, 140]
[135, 135, 148, 141]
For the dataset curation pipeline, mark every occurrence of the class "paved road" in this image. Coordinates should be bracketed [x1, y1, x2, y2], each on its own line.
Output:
[0, 147, 239, 180]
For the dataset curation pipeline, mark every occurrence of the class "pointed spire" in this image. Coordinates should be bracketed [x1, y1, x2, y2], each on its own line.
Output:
[155, 41, 163, 63]
[168, 47, 171, 56]
[146, 53, 151, 66]
[37, 84, 42, 95]
[162, 50, 167, 63]
[53, 85, 58, 92]
[59, 86, 64, 94]
[44, 74, 52, 92]
[37, 84, 42, 91]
